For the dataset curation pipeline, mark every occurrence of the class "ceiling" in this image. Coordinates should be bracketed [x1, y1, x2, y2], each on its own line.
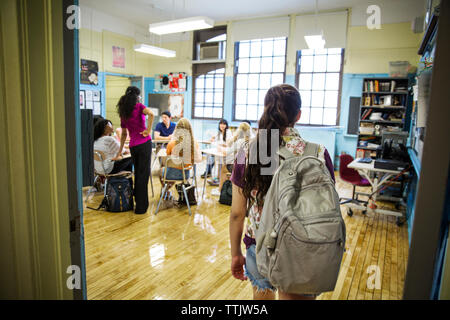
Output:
[80, 0, 427, 29]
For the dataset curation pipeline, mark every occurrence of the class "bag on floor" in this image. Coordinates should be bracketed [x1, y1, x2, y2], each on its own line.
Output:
[255, 142, 346, 295]
[176, 183, 197, 206]
[219, 180, 233, 206]
[88, 176, 134, 212]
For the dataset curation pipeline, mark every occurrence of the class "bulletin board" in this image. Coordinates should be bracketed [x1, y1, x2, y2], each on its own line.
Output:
[148, 93, 184, 121]
[80, 89, 102, 115]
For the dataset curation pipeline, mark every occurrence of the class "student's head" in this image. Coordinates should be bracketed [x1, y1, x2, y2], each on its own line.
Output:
[218, 119, 229, 141]
[117, 86, 141, 120]
[161, 111, 172, 126]
[93, 115, 104, 128]
[172, 118, 195, 165]
[94, 119, 113, 141]
[233, 122, 251, 143]
[243, 84, 302, 206]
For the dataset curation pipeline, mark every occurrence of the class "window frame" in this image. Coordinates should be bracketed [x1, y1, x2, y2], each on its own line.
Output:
[295, 48, 345, 127]
[232, 37, 287, 123]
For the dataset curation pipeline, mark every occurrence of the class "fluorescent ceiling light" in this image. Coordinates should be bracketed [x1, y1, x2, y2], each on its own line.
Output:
[149, 16, 214, 35]
[134, 44, 176, 58]
[304, 34, 326, 49]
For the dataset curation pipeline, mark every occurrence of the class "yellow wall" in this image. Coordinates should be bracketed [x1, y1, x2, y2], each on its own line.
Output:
[105, 76, 130, 129]
[344, 22, 422, 74]
[79, 28, 192, 77]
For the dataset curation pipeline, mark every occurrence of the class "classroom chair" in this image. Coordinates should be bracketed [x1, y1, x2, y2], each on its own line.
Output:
[339, 154, 371, 216]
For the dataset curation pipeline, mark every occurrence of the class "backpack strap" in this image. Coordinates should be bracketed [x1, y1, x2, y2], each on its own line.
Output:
[303, 142, 320, 158]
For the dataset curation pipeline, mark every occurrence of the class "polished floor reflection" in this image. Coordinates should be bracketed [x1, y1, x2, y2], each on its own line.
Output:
[83, 172, 409, 300]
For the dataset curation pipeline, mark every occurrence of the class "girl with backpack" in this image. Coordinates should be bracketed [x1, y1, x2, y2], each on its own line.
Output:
[116, 86, 154, 215]
[229, 84, 336, 300]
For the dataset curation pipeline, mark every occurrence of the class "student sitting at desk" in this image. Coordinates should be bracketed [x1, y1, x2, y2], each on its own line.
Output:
[154, 111, 176, 141]
[202, 118, 231, 179]
[160, 118, 202, 188]
[93, 119, 133, 176]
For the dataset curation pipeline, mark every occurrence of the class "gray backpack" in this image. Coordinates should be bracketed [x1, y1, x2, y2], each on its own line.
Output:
[255, 142, 346, 295]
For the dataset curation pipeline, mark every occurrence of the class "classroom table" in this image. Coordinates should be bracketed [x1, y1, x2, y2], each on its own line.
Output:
[201, 148, 226, 198]
[347, 158, 406, 221]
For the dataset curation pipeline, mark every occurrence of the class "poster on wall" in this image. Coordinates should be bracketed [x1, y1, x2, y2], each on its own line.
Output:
[148, 93, 184, 121]
[112, 46, 125, 68]
[79, 90, 85, 109]
[80, 59, 99, 85]
[154, 73, 187, 92]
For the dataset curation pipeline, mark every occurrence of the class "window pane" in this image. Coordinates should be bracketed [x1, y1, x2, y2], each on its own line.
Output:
[216, 68, 225, 74]
[313, 55, 327, 72]
[249, 57, 261, 73]
[258, 106, 264, 119]
[300, 55, 314, 73]
[235, 105, 246, 120]
[259, 90, 267, 105]
[204, 92, 213, 104]
[214, 91, 223, 104]
[311, 91, 325, 107]
[323, 108, 337, 125]
[236, 90, 247, 105]
[238, 58, 249, 73]
[205, 77, 214, 89]
[324, 90, 338, 108]
[312, 73, 325, 90]
[204, 107, 213, 118]
[315, 48, 327, 55]
[215, 77, 224, 89]
[196, 77, 204, 89]
[271, 73, 284, 86]
[247, 105, 258, 121]
[261, 40, 273, 57]
[195, 91, 204, 104]
[327, 54, 341, 72]
[326, 73, 340, 90]
[299, 107, 311, 124]
[236, 74, 248, 89]
[250, 40, 261, 57]
[261, 57, 273, 72]
[300, 90, 311, 107]
[273, 56, 285, 72]
[273, 39, 286, 56]
[310, 107, 324, 125]
[259, 74, 271, 89]
[239, 42, 250, 58]
[301, 49, 314, 56]
[248, 74, 259, 89]
[248, 90, 258, 105]
[213, 108, 223, 119]
[299, 73, 312, 90]
[195, 107, 203, 118]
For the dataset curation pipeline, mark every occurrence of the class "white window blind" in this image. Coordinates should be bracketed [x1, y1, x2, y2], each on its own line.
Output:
[232, 16, 290, 42]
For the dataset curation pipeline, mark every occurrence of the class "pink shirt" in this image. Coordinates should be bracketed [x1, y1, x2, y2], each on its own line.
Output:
[120, 103, 151, 148]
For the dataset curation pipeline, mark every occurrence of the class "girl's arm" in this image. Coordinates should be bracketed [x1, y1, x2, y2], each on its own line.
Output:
[229, 184, 248, 281]
[141, 107, 154, 137]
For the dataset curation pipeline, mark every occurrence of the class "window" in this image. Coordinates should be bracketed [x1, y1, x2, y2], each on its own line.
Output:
[193, 66, 225, 119]
[296, 48, 344, 126]
[192, 27, 227, 119]
[233, 37, 287, 121]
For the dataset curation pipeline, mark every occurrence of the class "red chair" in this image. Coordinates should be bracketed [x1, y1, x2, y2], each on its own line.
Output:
[339, 154, 371, 216]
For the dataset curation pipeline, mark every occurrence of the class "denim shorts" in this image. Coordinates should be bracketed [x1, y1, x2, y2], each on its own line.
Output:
[244, 244, 276, 292]
[162, 167, 190, 180]
[245, 244, 319, 298]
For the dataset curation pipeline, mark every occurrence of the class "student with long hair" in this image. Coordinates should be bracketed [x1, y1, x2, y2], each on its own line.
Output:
[202, 118, 230, 179]
[116, 86, 154, 215]
[229, 84, 335, 300]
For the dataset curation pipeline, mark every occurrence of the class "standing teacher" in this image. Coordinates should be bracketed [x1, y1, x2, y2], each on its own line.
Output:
[116, 86, 154, 214]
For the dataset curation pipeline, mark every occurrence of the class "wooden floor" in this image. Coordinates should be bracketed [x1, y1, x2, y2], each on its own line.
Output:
[82, 171, 409, 300]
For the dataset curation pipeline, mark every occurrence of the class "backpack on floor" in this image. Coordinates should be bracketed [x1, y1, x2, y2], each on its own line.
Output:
[255, 142, 346, 295]
[89, 176, 134, 212]
[176, 183, 197, 206]
[219, 179, 233, 206]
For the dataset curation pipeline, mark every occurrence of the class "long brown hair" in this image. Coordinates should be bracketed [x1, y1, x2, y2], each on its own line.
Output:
[172, 118, 195, 165]
[242, 84, 301, 207]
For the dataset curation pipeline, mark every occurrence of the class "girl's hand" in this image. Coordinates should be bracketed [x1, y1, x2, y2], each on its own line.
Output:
[231, 255, 247, 281]
[140, 129, 151, 137]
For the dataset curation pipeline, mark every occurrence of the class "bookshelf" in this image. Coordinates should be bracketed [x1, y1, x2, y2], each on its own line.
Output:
[356, 77, 410, 159]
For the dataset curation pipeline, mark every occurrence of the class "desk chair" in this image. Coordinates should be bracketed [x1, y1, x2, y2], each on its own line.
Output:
[86, 150, 133, 203]
[154, 156, 197, 216]
[339, 154, 371, 216]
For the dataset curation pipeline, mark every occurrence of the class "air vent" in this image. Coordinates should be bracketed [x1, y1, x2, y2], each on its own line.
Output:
[199, 41, 223, 60]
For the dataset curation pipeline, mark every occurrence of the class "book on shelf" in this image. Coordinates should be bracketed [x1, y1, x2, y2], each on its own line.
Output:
[361, 108, 373, 120]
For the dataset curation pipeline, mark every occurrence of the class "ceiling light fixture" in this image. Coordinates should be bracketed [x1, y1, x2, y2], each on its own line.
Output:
[149, 16, 214, 35]
[133, 44, 176, 58]
[304, 0, 326, 49]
